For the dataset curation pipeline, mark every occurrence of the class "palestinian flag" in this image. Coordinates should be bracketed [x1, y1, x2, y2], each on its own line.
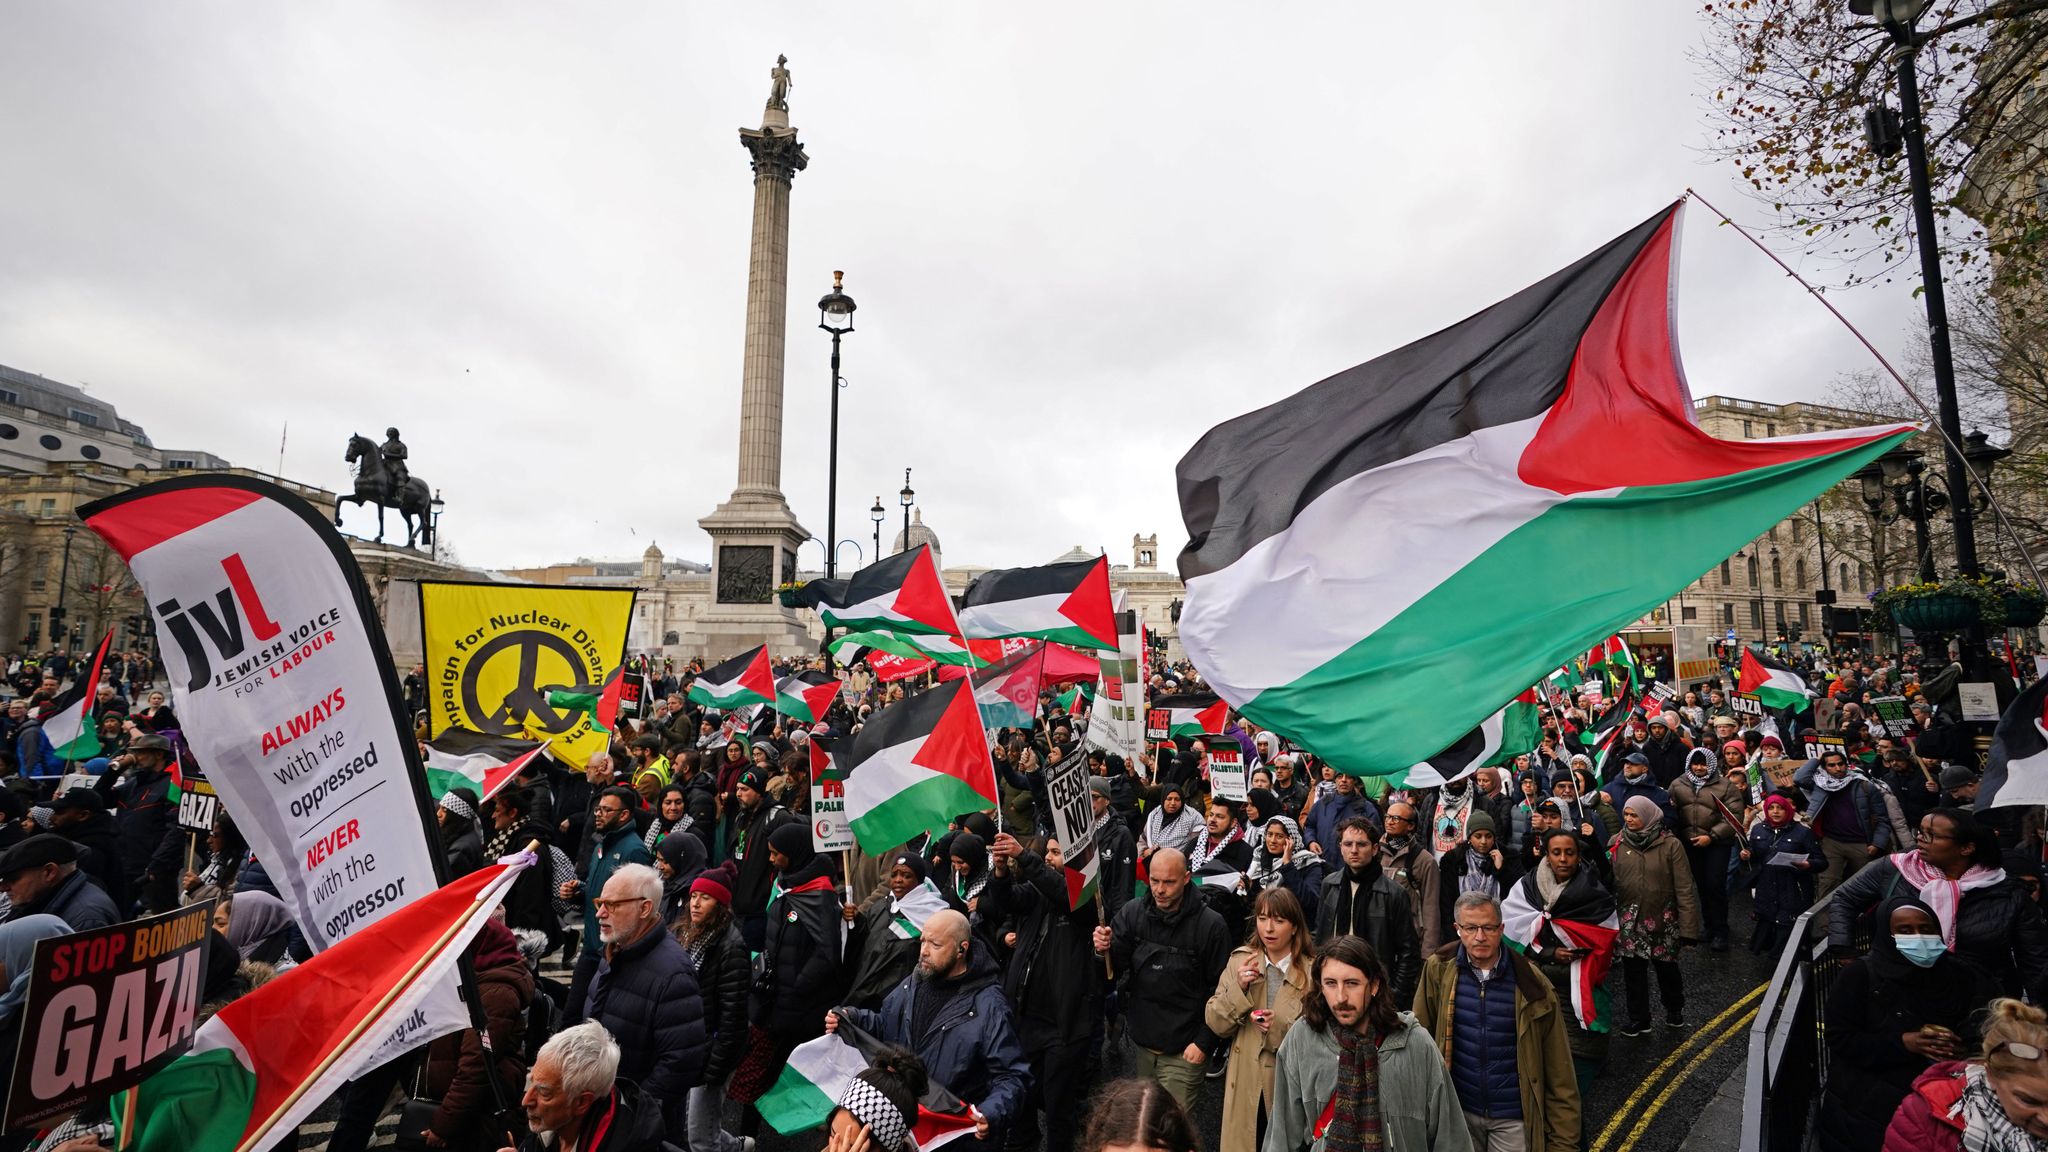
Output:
[957, 555, 1118, 650]
[39, 630, 112, 762]
[547, 664, 629, 733]
[1172, 202, 1919, 775]
[689, 645, 776, 710]
[1154, 692, 1228, 739]
[758, 1020, 980, 1150]
[1502, 869, 1619, 1032]
[703, 704, 772, 752]
[1394, 689, 1542, 788]
[1055, 682, 1096, 713]
[1976, 675, 2048, 811]
[775, 669, 842, 725]
[1739, 648, 1813, 713]
[113, 854, 531, 1152]
[422, 729, 546, 804]
[972, 643, 1049, 734]
[803, 545, 963, 638]
[1191, 866, 1247, 896]
[887, 879, 953, 939]
[840, 677, 995, 852]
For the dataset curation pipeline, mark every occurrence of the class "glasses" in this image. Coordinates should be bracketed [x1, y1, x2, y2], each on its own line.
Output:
[596, 805, 628, 818]
[1456, 923, 1504, 935]
[1384, 814, 1413, 825]
[593, 896, 651, 912]
[1914, 828, 1955, 843]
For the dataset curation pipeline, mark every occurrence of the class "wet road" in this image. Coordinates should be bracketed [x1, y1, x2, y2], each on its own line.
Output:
[302, 889, 1773, 1152]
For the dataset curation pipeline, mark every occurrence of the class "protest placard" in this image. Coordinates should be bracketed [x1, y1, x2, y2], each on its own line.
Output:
[1208, 746, 1248, 802]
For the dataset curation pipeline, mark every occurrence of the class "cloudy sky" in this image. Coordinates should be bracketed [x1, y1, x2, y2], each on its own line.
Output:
[0, 4, 1935, 574]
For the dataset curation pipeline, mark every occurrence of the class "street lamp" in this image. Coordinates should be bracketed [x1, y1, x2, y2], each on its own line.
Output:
[52, 525, 76, 655]
[1852, 0, 1983, 579]
[899, 469, 915, 555]
[870, 496, 885, 564]
[818, 271, 856, 582]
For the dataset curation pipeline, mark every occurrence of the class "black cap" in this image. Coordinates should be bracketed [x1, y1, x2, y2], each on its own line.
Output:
[0, 833, 80, 877]
[51, 789, 105, 813]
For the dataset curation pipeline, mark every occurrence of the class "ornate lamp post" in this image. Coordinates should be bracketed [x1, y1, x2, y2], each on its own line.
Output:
[870, 496, 885, 564]
[899, 469, 915, 555]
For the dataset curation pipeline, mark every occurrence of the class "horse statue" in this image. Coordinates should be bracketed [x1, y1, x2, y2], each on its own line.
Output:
[337, 433, 434, 549]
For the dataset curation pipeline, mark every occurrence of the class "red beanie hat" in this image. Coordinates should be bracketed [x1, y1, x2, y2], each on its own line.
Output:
[691, 862, 736, 907]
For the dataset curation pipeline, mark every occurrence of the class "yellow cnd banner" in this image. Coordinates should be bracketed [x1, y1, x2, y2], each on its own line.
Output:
[419, 582, 637, 768]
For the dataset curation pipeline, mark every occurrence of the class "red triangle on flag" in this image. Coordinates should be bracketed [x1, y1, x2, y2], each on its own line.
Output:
[892, 546, 959, 634]
[1054, 556, 1118, 648]
[740, 647, 777, 701]
[911, 680, 997, 806]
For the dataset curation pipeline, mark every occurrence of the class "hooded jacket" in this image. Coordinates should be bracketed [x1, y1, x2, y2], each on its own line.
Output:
[754, 852, 845, 1034]
[982, 847, 1102, 1052]
[1640, 728, 1692, 788]
[426, 921, 534, 1149]
[839, 944, 1033, 1130]
[1303, 789, 1379, 859]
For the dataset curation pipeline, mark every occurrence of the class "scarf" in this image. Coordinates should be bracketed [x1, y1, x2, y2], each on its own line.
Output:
[1433, 788, 1475, 857]
[1534, 860, 1567, 908]
[485, 825, 518, 860]
[1621, 824, 1663, 853]
[1323, 1025, 1384, 1152]
[1189, 822, 1247, 871]
[1334, 861, 1385, 939]
[1956, 1062, 2048, 1152]
[682, 923, 716, 970]
[1810, 768, 1861, 794]
[952, 867, 988, 907]
[1890, 850, 2007, 948]
[1457, 848, 1499, 898]
[1144, 802, 1201, 854]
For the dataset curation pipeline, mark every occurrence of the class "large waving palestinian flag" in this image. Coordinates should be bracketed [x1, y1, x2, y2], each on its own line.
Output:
[689, 645, 776, 709]
[840, 677, 995, 852]
[972, 642, 1050, 733]
[803, 545, 961, 638]
[1396, 689, 1541, 788]
[1153, 692, 1229, 739]
[1739, 648, 1813, 713]
[422, 729, 546, 804]
[1173, 202, 1917, 776]
[775, 670, 843, 725]
[958, 556, 1118, 650]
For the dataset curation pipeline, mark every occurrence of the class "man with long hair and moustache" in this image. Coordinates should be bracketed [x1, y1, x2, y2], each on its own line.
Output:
[1266, 935, 1469, 1152]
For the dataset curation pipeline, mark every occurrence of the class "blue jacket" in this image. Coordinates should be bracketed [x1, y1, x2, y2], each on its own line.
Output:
[1745, 820, 1823, 926]
[580, 825, 654, 950]
[1304, 789, 1379, 857]
[584, 923, 708, 1106]
[1449, 948, 1523, 1120]
[841, 946, 1032, 1129]
[17, 867, 121, 932]
[1601, 774, 1676, 829]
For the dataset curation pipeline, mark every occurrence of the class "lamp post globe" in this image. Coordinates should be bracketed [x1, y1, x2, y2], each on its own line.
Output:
[899, 469, 915, 555]
[870, 496, 885, 564]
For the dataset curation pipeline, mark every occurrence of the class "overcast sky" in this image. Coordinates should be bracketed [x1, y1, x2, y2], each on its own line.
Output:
[0, 4, 1938, 574]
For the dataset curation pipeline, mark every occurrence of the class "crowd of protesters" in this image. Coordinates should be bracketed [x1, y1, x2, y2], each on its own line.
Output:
[9, 641, 2048, 1152]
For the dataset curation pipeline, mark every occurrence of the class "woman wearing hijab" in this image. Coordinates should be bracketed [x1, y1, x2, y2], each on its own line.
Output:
[1828, 807, 2048, 1009]
[1884, 998, 2048, 1152]
[1512, 828, 1619, 1098]
[1742, 793, 1824, 955]
[438, 789, 486, 878]
[221, 890, 296, 964]
[1609, 794, 1703, 1036]
[845, 853, 949, 1009]
[1247, 815, 1325, 926]
[656, 830, 710, 928]
[947, 832, 992, 920]
[1141, 785, 1202, 859]
[1818, 896, 1991, 1152]
[1669, 745, 1745, 953]
[1434, 811, 1515, 930]
[644, 783, 696, 854]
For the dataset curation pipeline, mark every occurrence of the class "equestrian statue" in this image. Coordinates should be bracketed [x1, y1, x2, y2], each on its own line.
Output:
[337, 428, 434, 549]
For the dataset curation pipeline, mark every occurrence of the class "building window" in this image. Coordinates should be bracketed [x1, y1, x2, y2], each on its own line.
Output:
[26, 612, 39, 639]
[68, 409, 99, 427]
[37, 435, 59, 451]
[1798, 603, 1810, 628]
[1859, 561, 1870, 588]
[0, 389, 17, 405]
[1723, 603, 1736, 628]
[166, 458, 194, 470]
[1751, 600, 1764, 629]
[1747, 554, 1761, 586]
[1767, 524, 1778, 541]
[1795, 557, 1808, 587]
[37, 499, 54, 515]
[1840, 562, 1851, 589]
[1682, 605, 1698, 622]
[79, 445, 100, 460]
[1719, 559, 1732, 586]
[1776, 601, 1788, 631]
[1791, 518, 1803, 543]
[1743, 419, 1754, 437]
[1772, 556, 1783, 590]
[6, 501, 19, 513]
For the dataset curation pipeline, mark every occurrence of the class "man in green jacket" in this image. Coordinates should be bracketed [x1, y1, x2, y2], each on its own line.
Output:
[1411, 893, 1580, 1152]
[1266, 935, 1470, 1152]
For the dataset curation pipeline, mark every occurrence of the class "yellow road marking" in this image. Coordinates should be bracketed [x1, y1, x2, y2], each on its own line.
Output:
[1611, 1005, 1760, 1151]
[1588, 981, 1766, 1152]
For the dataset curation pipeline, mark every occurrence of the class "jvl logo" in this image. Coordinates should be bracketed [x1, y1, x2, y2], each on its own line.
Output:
[158, 554, 282, 692]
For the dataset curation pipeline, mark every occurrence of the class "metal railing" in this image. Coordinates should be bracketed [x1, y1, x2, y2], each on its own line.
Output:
[1741, 898, 1867, 1152]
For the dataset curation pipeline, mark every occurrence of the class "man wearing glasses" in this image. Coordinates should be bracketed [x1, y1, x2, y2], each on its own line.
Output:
[563, 786, 655, 1021]
[584, 861, 708, 1134]
[1413, 892, 1579, 1152]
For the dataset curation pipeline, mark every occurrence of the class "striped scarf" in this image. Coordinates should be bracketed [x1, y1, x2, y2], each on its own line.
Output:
[1323, 1024, 1384, 1152]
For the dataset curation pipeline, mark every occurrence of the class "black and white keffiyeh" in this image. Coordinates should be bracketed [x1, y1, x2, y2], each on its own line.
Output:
[837, 1075, 912, 1152]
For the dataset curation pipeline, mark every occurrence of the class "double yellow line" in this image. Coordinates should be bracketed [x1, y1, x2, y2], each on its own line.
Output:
[1588, 981, 1766, 1152]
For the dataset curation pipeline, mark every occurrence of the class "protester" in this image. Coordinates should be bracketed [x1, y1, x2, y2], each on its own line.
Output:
[947, 832, 992, 923]
[747, 822, 845, 1117]
[221, 889, 295, 963]
[1828, 808, 2048, 1007]
[439, 789, 486, 878]
[1883, 998, 2048, 1152]
[672, 862, 749, 1152]
[985, 832, 1103, 1152]
[1600, 755, 1674, 831]
[1799, 747, 1895, 900]
[654, 829, 708, 928]
[823, 1048, 928, 1152]
[1268, 934, 1471, 1152]
[1608, 795, 1701, 1036]
[1668, 746, 1742, 951]
[1315, 817, 1423, 1004]
[0, 834, 120, 931]
[582, 861, 707, 1132]
[1248, 815, 1326, 926]
[1817, 897, 1991, 1152]
[1206, 887, 1316, 1152]
[422, 917, 534, 1152]
[1511, 830, 1617, 1103]
[1143, 784, 1203, 858]
[1741, 794, 1822, 955]
[1413, 892, 1579, 1152]
[563, 786, 654, 1017]
[513, 1022, 667, 1152]
[48, 789, 129, 912]
[1303, 774, 1379, 860]
[727, 768, 796, 950]
[92, 730, 183, 913]
[829, 908, 1031, 1144]
[1382, 800, 1446, 956]
[1081, 1079, 1201, 1152]
[1091, 776, 1139, 921]
[1436, 813, 1514, 931]
[1096, 847, 1232, 1110]
[844, 852, 940, 1010]
[0, 914, 71, 1105]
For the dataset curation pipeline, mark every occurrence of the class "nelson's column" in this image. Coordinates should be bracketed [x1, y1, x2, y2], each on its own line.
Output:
[695, 55, 814, 657]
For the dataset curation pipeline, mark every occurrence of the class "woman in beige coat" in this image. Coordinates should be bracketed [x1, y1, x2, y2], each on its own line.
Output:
[1609, 794, 1703, 1037]
[1204, 886, 1315, 1152]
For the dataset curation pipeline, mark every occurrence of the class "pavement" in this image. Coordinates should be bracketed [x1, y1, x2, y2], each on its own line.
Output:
[300, 889, 1775, 1152]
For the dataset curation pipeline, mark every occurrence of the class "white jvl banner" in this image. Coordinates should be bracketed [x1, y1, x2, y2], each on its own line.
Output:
[1086, 609, 1144, 764]
[80, 475, 464, 1063]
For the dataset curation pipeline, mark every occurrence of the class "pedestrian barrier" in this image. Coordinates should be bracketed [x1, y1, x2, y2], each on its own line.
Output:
[1740, 896, 1866, 1152]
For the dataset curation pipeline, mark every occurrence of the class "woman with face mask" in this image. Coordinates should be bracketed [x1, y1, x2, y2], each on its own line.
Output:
[1740, 794, 1823, 955]
[1818, 897, 1991, 1152]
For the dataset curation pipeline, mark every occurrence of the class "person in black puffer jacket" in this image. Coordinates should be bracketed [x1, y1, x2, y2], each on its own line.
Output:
[440, 789, 487, 878]
[675, 862, 751, 1152]
[488, 789, 567, 953]
[982, 832, 1103, 1152]
[583, 862, 708, 1133]
[844, 852, 957, 1010]
[753, 823, 845, 1061]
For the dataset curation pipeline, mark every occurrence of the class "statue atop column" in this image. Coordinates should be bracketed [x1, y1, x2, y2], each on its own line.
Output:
[767, 55, 791, 111]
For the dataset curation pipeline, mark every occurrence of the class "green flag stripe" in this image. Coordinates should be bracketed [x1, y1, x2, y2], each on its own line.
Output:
[849, 773, 991, 855]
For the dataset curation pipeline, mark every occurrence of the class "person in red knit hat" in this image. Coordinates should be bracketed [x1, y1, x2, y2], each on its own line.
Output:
[674, 862, 749, 1152]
